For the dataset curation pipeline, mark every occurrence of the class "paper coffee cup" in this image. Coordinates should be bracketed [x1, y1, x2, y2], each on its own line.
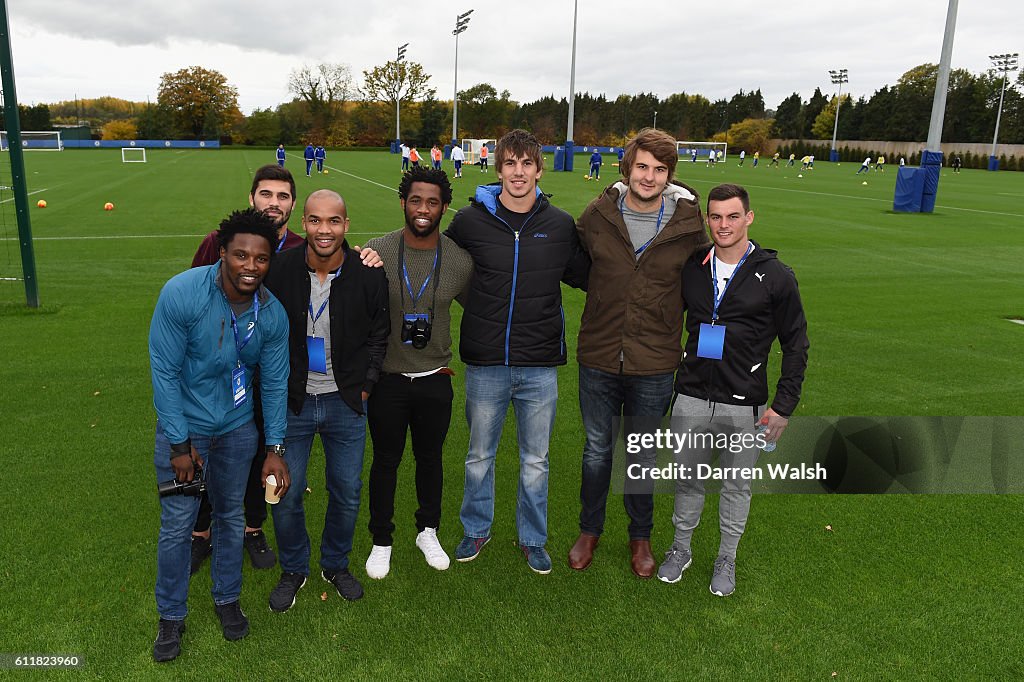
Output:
[265, 474, 281, 504]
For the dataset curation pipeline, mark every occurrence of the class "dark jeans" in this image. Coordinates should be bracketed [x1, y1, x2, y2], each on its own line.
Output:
[578, 365, 674, 539]
[367, 372, 454, 546]
[193, 438, 268, 532]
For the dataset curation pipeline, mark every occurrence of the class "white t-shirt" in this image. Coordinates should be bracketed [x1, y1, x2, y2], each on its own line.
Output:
[862, 157, 872, 166]
[401, 144, 410, 159]
[451, 146, 465, 162]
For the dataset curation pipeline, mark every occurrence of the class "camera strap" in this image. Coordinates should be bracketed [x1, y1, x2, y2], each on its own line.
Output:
[398, 235, 443, 320]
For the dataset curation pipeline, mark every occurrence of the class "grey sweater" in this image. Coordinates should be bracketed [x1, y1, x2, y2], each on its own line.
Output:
[365, 230, 473, 375]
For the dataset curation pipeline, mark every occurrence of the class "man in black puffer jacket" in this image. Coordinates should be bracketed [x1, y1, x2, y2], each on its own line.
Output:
[444, 129, 589, 575]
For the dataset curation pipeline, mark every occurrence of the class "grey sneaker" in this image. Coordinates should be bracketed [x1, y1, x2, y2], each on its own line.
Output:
[657, 546, 692, 584]
[710, 555, 736, 597]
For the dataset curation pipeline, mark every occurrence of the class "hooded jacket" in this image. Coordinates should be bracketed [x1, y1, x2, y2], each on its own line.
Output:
[576, 180, 710, 375]
[444, 184, 590, 367]
[674, 242, 809, 416]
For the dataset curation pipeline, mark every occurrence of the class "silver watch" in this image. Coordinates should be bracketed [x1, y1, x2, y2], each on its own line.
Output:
[266, 444, 285, 457]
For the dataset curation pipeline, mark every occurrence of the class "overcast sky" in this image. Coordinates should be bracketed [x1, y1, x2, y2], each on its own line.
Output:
[9, 1, 1023, 115]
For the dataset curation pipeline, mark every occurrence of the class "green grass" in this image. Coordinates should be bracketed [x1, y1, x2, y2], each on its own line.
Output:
[1, 150, 1023, 678]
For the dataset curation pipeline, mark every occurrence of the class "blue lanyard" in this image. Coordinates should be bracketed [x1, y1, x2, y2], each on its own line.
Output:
[620, 196, 665, 256]
[402, 248, 440, 306]
[710, 243, 754, 323]
[230, 294, 260, 367]
[308, 267, 342, 335]
[276, 232, 287, 253]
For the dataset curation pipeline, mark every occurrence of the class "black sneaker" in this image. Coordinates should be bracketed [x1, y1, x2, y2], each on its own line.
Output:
[269, 572, 307, 613]
[190, 535, 211, 576]
[321, 568, 363, 601]
[213, 601, 250, 641]
[244, 530, 277, 570]
[153, 618, 185, 662]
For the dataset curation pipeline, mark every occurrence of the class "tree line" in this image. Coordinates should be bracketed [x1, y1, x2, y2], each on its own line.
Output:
[23, 61, 1024, 152]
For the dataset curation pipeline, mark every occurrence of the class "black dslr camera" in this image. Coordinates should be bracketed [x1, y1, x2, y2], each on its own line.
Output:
[402, 313, 432, 350]
[158, 462, 206, 498]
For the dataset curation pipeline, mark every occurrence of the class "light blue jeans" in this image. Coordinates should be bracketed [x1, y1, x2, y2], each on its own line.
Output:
[154, 420, 257, 620]
[460, 365, 558, 547]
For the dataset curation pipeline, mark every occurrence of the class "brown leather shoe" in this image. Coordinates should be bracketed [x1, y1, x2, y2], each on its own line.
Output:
[630, 539, 656, 579]
[568, 533, 599, 571]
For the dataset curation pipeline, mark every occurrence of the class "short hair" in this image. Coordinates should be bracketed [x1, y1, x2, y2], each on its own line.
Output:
[494, 129, 543, 171]
[398, 166, 453, 205]
[216, 208, 279, 252]
[250, 164, 296, 202]
[303, 189, 347, 217]
[707, 183, 751, 213]
[620, 128, 678, 181]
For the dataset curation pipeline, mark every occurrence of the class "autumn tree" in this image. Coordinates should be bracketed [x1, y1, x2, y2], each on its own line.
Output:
[360, 60, 433, 140]
[157, 66, 240, 138]
[811, 95, 850, 139]
[101, 119, 138, 140]
[726, 118, 774, 154]
[288, 63, 353, 135]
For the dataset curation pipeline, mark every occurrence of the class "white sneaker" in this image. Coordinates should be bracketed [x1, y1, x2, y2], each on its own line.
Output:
[415, 528, 450, 571]
[365, 545, 392, 579]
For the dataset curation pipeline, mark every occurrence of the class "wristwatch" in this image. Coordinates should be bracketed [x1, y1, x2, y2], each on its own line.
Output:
[267, 444, 286, 457]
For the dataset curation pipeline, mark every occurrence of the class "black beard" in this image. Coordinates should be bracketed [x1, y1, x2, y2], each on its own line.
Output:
[405, 217, 440, 238]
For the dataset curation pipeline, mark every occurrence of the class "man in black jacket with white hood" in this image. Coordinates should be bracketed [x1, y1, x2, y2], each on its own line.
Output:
[657, 183, 808, 597]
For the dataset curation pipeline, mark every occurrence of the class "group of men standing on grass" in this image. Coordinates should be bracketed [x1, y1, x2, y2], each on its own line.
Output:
[148, 127, 809, 662]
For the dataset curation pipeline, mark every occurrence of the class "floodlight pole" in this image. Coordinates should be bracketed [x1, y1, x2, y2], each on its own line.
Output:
[925, 0, 958, 152]
[988, 52, 1019, 170]
[396, 43, 408, 146]
[653, 111, 658, 129]
[828, 68, 848, 162]
[563, 0, 578, 172]
[452, 10, 473, 147]
[0, 0, 39, 307]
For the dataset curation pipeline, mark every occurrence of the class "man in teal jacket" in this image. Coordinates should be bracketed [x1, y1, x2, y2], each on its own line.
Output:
[149, 208, 291, 662]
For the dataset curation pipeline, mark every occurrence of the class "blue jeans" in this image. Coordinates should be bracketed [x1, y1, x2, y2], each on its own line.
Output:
[271, 392, 365, 576]
[154, 420, 257, 620]
[460, 365, 557, 547]
[578, 365, 674, 539]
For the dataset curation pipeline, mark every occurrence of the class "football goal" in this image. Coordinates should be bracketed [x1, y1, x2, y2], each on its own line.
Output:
[677, 140, 727, 162]
[122, 147, 147, 163]
[462, 138, 496, 166]
[1, 130, 63, 151]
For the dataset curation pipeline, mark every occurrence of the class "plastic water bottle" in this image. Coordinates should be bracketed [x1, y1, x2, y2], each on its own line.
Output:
[755, 423, 777, 453]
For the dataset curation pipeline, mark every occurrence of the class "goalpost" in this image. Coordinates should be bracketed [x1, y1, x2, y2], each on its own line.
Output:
[121, 147, 147, 163]
[676, 140, 727, 162]
[462, 138, 496, 166]
[0, 130, 63, 151]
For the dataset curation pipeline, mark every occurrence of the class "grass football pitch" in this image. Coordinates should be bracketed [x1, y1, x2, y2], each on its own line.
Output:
[1, 148, 1022, 678]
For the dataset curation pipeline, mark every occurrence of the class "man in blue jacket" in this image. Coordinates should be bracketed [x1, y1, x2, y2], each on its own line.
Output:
[314, 144, 327, 173]
[149, 208, 291, 662]
[304, 143, 315, 177]
[588, 149, 603, 180]
[444, 129, 590, 575]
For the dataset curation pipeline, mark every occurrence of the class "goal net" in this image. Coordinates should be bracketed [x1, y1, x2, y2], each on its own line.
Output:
[677, 140, 727, 162]
[1, 130, 63, 151]
[122, 147, 147, 163]
[462, 138, 496, 166]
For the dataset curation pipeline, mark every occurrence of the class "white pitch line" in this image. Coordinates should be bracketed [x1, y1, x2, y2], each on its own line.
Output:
[287, 152, 395, 191]
[1008, 319, 1024, 326]
[0, 188, 49, 205]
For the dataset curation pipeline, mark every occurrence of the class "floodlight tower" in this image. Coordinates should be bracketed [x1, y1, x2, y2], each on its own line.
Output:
[451, 9, 473, 147]
[828, 68, 848, 162]
[988, 52, 1019, 171]
[562, 0, 578, 171]
[653, 110, 658, 129]
[395, 43, 408, 146]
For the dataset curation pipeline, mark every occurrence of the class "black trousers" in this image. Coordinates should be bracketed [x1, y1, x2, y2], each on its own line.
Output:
[367, 372, 454, 546]
[194, 437, 268, 532]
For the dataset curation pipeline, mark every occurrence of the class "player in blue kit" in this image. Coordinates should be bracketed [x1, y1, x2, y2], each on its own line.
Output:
[276, 144, 286, 168]
[314, 145, 326, 174]
[304, 143, 315, 177]
[588, 150, 602, 180]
